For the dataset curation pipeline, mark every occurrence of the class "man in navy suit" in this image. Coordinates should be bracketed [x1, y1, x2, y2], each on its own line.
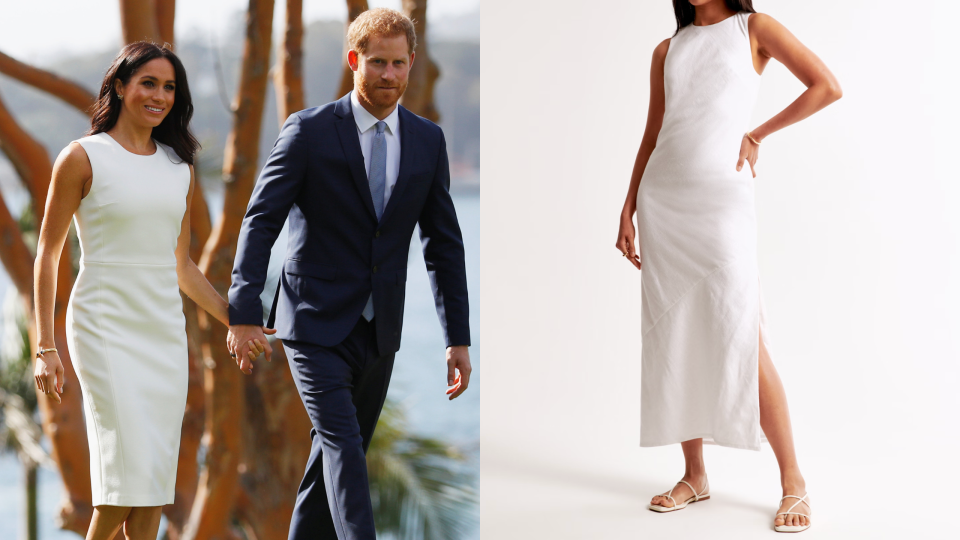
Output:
[225, 8, 472, 539]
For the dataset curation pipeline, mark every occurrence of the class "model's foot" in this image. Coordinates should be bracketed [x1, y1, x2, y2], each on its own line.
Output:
[774, 480, 811, 530]
[649, 474, 708, 508]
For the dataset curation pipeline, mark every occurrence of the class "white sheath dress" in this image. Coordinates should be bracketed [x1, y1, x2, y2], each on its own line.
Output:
[68, 132, 191, 505]
[637, 12, 771, 451]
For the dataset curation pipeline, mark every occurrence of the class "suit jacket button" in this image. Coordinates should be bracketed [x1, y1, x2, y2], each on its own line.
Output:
[393, 331, 398, 336]
[375, 230, 381, 238]
[373, 266, 378, 273]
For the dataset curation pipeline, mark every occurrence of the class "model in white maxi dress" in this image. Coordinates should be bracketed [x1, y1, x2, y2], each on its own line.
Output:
[67, 132, 191, 506]
[637, 11, 770, 451]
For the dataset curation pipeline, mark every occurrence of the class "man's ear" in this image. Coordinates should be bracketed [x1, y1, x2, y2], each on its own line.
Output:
[409, 52, 415, 69]
[347, 50, 360, 72]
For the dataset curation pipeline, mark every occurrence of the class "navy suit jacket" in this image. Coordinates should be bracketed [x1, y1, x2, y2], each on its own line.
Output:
[228, 92, 470, 354]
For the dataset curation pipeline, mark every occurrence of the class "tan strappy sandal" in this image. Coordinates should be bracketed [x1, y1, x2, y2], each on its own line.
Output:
[774, 493, 812, 533]
[647, 479, 710, 512]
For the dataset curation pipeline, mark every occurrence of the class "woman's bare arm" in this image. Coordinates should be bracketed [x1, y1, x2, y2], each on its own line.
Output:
[174, 165, 230, 325]
[34, 142, 92, 402]
[738, 13, 843, 176]
[617, 38, 669, 270]
[174, 166, 273, 368]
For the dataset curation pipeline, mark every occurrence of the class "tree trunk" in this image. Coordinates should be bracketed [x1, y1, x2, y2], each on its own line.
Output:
[156, 0, 177, 46]
[336, 0, 369, 99]
[238, 345, 312, 540]
[0, 89, 91, 537]
[274, 0, 305, 125]
[400, 0, 440, 122]
[22, 461, 38, 540]
[183, 0, 275, 537]
[0, 51, 96, 115]
[119, 0, 162, 44]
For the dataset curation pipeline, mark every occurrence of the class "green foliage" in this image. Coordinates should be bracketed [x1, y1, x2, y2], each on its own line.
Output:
[368, 400, 477, 540]
[0, 293, 36, 413]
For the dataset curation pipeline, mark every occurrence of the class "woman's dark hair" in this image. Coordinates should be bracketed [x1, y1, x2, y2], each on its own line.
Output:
[87, 41, 199, 165]
[672, 0, 756, 35]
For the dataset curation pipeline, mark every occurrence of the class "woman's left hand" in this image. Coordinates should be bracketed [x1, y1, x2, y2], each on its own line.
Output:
[737, 134, 760, 178]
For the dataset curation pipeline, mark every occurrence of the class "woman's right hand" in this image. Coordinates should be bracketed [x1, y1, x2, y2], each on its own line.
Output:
[617, 212, 642, 271]
[34, 351, 65, 404]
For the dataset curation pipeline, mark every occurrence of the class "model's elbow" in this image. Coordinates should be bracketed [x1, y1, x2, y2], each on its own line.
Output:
[822, 77, 842, 103]
[828, 83, 843, 102]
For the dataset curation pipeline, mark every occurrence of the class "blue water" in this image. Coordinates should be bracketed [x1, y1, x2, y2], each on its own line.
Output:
[0, 192, 479, 539]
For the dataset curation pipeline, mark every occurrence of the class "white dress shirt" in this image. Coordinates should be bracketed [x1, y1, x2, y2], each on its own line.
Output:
[350, 91, 401, 208]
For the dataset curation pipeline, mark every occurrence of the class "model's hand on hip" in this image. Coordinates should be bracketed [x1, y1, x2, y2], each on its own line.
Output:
[445, 345, 472, 400]
[617, 212, 642, 271]
[34, 351, 65, 404]
[227, 324, 277, 374]
[737, 133, 760, 178]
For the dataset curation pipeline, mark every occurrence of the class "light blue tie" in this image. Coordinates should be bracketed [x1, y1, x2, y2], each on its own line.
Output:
[369, 121, 387, 220]
[362, 120, 387, 321]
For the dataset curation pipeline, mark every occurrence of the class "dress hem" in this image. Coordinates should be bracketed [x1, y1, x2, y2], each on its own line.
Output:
[640, 432, 765, 452]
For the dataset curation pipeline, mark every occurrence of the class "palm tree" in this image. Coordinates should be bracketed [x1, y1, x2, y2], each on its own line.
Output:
[367, 400, 478, 539]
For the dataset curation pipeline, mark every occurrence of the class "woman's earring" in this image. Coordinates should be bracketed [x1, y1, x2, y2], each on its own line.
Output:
[118, 94, 123, 100]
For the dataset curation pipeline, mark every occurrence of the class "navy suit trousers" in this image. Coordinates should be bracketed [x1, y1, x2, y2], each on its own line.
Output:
[284, 317, 395, 540]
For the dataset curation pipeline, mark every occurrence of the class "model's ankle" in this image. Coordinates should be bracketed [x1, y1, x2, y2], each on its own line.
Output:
[781, 471, 806, 493]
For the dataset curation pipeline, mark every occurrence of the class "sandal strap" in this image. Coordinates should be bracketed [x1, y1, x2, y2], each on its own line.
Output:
[676, 480, 697, 501]
[778, 493, 811, 517]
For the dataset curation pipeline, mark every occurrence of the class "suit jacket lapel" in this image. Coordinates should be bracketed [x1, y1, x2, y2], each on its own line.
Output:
[334, 94, 377, 221]
[379, 106, 415, 225]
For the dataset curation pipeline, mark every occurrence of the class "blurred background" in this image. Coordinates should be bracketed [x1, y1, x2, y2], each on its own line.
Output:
[0, 1, 479, 539]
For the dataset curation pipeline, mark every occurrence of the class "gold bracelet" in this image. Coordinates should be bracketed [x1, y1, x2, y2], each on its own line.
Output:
[36, 347, 57, 359]
[745, 132, 761, 145]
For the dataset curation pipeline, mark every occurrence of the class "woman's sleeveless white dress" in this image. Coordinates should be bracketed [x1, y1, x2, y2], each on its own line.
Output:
[68, 132, 191, 505]
[636, 12, 770, 451]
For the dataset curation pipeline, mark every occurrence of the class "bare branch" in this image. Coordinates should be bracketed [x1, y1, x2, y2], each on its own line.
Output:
[0, 51, 96, 116]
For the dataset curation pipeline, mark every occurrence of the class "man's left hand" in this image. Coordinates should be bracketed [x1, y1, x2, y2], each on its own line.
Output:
[445, 345, 471, 400]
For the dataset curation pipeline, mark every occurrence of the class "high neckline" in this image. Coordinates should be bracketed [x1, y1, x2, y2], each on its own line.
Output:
[691, 11, 738, 28]
[102, 132, 159, 157]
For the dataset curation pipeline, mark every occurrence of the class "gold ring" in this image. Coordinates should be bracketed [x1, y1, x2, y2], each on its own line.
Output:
[622, 251, 628, 257]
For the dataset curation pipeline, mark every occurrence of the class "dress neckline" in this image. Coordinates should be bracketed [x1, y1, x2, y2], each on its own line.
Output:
[102, 132, 160, 157]
[690, 11, 739, 28]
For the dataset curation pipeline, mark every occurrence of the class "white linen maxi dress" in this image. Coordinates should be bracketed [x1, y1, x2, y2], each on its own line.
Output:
[67, 132, 191, 505]
[636, 11, 771, 451]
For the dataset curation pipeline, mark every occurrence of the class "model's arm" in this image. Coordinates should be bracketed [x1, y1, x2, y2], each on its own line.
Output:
[175, 166, 273, 368]
[226, 113, 306, 372]
[175, 166, 231, 324]
[616, 38, 669, 271]
[33, 143, 91, 403]
[417, 132, 472, 400]
[738, 13, 843, 176]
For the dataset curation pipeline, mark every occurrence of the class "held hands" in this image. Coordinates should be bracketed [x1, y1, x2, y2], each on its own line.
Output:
[226, 324, 278, 375]
[737, 132, 761, 178]
[445, 345, 472, 400]
[34, 351, 65, 404]
[616, 212, 642, 270]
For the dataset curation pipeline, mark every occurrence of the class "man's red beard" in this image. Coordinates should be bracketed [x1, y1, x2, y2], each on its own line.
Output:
[355, 72, 407, 110]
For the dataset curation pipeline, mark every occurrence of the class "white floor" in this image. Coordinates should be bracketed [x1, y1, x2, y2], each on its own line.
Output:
[482, 395, 960, 539]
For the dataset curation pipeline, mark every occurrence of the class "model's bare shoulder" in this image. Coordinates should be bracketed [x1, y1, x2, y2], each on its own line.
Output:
[52, 141, 93, 198]
[747, 12, 792, 47]
[653, 38, 671, 63]
[55, 141, 93, 181]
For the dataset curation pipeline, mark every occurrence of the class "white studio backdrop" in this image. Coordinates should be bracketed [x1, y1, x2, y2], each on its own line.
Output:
[482, 0, 960, 538]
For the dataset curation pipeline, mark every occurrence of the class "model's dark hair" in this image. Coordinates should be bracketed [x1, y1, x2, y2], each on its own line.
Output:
[87, 41, 199, 165]
[672, 0, 756, 35]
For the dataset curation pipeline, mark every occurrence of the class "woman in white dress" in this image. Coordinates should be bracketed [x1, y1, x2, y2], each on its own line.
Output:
[32, 42, 269, 540]
[615, 0, 841, 533]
